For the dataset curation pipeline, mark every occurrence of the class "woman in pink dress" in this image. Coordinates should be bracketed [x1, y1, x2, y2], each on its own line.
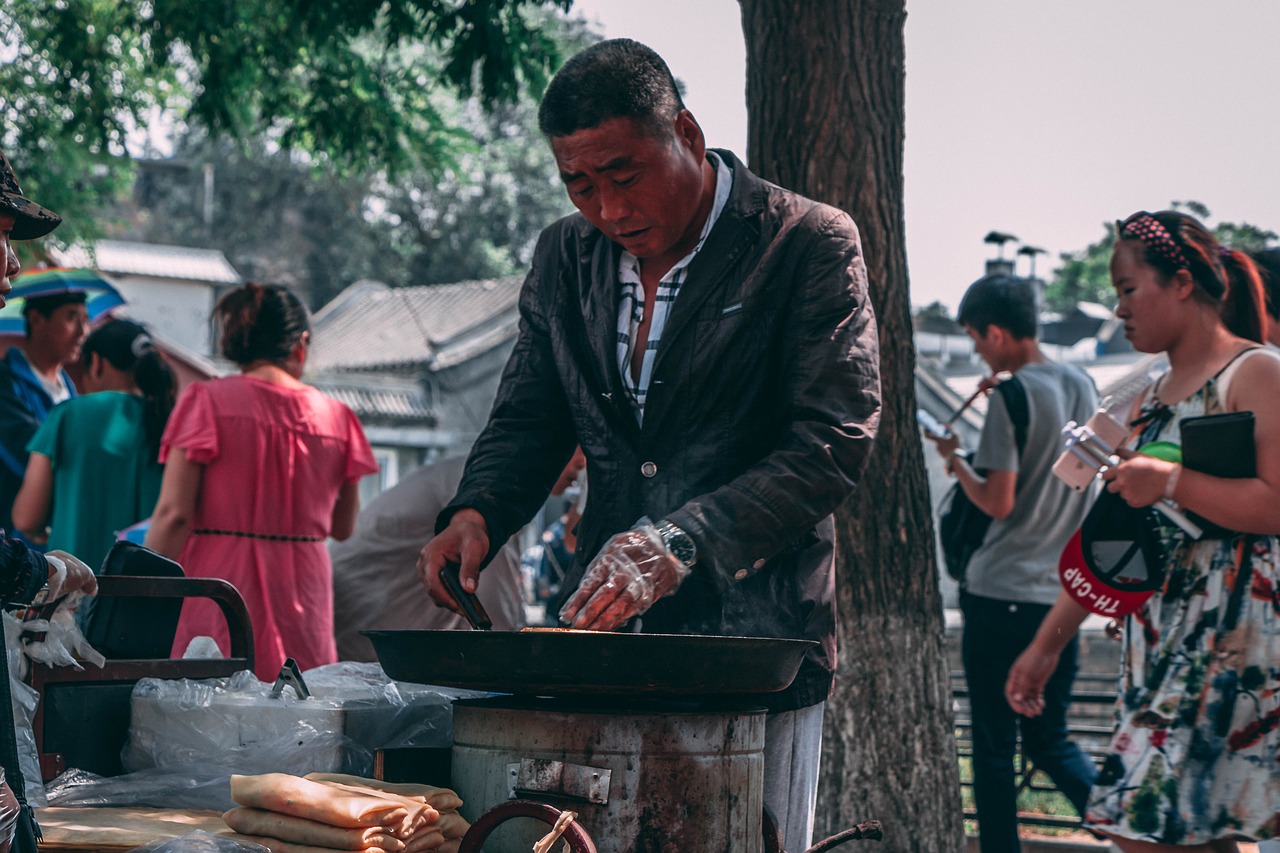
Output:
[146, 283, 378, 680]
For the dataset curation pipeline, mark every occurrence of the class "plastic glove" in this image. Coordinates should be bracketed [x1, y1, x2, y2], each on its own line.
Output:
[44, 550, 98, 599]
[558, 520, 691, 631]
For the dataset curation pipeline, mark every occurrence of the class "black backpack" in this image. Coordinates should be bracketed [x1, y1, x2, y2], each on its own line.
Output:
[938, 377, 1029, 582]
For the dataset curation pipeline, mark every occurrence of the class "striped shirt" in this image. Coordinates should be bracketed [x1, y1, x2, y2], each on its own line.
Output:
[616, 151, 733, 423]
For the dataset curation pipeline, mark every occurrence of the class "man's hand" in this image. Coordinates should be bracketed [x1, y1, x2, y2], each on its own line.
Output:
[417, 509, 490, 614]
[923, 428, 960, 461]
[44, 550, 97, 598]
[558, 521, 690, 631]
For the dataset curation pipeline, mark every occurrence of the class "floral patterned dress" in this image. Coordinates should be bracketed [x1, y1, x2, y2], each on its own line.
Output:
[1085, 354, 1280, 844]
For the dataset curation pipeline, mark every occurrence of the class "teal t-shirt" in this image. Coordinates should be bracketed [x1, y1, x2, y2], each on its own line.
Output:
[27, 392, 164, 572]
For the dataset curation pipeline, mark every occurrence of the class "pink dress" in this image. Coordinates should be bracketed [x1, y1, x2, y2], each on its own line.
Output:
[161, 375, 378, 680]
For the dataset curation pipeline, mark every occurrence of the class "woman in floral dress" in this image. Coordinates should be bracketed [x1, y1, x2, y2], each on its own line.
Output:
[1006, 210, 1280, 852]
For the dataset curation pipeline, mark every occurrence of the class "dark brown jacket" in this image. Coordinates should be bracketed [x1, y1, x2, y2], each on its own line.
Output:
[440, 152, 881, 710]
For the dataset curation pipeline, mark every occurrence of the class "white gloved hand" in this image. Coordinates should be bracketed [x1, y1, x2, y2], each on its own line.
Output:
[44, 550, 98, 599]
[558, 521, 691, 631]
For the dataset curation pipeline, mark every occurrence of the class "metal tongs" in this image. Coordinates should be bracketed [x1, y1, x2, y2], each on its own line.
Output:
[271, 657, 311, 699]
[441, 561, 492, 630]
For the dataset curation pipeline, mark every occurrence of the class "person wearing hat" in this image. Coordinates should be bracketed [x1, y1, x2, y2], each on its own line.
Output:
[0, 147, 100, 853]
[0, 160, 89, 534]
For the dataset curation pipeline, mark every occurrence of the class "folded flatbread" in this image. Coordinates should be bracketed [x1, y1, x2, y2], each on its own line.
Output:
[230, 774, 430, 835]
[303, 774, 464, 814]
[224, 808, 407, 851]
[225, 830, 448, 853]
[434, 812, 468, 841]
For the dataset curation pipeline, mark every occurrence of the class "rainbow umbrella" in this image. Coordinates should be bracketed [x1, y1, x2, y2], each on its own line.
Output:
[0, 267, 126, 334]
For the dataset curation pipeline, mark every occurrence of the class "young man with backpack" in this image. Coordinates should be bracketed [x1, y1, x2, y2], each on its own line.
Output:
[925, 273, 1099, 853]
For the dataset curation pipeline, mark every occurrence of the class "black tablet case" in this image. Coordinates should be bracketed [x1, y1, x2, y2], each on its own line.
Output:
[1180, 411, 1255, 536]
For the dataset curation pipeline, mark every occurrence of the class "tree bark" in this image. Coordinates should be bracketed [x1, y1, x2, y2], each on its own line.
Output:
[739, 2, 965, 850]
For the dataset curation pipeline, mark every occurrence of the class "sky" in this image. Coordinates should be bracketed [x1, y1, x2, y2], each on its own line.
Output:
[568, 0, 1280, 312]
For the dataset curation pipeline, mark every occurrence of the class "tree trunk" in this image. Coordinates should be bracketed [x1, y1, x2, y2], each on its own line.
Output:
[739, 2, 965, 851]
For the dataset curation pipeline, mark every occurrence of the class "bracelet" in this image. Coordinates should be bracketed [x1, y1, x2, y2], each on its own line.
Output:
[1163, 463, 1182, 502]
[947, 449, 964, 474]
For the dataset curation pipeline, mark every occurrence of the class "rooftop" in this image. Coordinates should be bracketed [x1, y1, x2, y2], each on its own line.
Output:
[308, 277, 523, 372]
[55, 240, 242, 284]
[307, 377, 435, 423]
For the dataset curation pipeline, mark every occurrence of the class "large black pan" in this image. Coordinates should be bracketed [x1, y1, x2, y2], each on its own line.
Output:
[363, 629, 817, 697]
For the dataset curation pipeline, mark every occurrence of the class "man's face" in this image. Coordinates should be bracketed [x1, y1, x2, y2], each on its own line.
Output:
[31, 302, 90, 365]
[0, 214, 19, 305]
[550, 112, 709, 269]
[964, 323, 1005, 373]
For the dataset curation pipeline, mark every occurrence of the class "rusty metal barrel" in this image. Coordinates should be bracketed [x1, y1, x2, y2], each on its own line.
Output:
[450, 696, 766, 853]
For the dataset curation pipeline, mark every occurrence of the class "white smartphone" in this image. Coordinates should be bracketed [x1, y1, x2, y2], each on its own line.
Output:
[916, 409, 951, 439]
[1051, 408, 1129, 491]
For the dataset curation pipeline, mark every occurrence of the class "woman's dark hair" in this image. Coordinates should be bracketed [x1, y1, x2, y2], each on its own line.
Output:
[80, 319, 176, 456]
[1248, 247, 1280, 323]
[956, 273, 1038, 340]
[215, 282, 310, 367]
[538, 38, 686, 138]
[1116, 210, 1268, 343]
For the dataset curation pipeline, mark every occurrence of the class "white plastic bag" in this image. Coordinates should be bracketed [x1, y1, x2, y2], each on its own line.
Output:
[19, 592, 105, 671]
[2, 614, 45, 807]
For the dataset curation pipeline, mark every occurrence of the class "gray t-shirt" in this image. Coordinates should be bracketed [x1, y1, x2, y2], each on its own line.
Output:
[965, 361, 1099, 605]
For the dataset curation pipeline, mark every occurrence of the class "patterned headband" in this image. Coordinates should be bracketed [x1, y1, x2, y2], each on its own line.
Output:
[1117, 212, 1191, 272]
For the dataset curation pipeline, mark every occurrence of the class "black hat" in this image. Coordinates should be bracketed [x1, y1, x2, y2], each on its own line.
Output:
[0, 149, 62, 240]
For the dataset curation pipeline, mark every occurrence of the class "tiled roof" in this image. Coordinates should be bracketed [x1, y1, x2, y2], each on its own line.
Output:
[56, 240, 242, 284]
[310, 379, 435, 423]
[308, 277, 523, 372]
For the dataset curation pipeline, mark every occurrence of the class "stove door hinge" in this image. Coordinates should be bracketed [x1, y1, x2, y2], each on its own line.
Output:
[507, 759, 611, 805]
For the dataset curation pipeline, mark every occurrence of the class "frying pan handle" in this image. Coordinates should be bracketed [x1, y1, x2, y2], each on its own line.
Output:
[458, 800, 598, 853]
[441, 561, 492, 630]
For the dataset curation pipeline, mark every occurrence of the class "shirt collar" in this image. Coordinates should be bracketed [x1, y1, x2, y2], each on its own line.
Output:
[619, 151, 734, 283]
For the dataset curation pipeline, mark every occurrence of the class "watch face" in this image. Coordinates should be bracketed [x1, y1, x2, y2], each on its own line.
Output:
[661, 524, 696, 567]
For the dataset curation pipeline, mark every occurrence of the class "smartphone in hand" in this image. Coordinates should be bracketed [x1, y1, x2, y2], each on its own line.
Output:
[916, 409, 951, 439]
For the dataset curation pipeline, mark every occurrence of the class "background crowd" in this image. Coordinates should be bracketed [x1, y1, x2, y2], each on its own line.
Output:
[3, 32, 1280, 853]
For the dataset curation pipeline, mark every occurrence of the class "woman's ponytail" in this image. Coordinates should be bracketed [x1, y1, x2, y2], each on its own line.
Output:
[132, 349, 176, 458]
[1218, 248, 1268, 345]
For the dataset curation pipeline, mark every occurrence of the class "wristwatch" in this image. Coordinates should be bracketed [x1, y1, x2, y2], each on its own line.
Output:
[654, 519, 698, 568]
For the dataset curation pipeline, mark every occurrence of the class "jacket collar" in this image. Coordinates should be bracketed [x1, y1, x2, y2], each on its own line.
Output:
[4, 346, 75, 411]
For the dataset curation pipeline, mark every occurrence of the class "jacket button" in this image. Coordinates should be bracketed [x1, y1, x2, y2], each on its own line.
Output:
[640, 461, 658, 478]
[753, 558, 766, 569]
[734, 569, 749, 581]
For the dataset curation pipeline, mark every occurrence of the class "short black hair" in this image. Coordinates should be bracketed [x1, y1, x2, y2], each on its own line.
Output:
[1249, 247, 1280, 321]
[22, 291, 87, 319]
[23, 291, 88, 337]
[538, 38, 685, 138]
[957, 274, 1038, 340]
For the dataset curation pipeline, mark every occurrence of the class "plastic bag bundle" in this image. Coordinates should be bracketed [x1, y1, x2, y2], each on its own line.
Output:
[19, 591, 105, 671]
[2, 614, 45, 807]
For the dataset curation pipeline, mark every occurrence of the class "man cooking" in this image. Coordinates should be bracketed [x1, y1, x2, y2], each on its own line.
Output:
[417, 38, 880, 852]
